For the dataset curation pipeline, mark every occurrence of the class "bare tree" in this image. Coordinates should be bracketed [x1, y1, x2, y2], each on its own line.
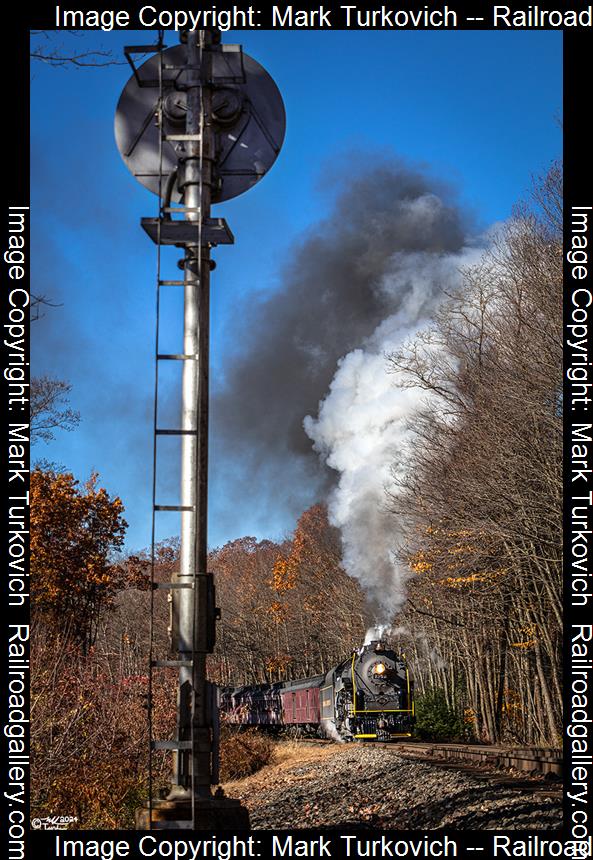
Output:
[31, 291, 81, 443]
[388, 162, 562, 744]
[31, 376, 80, 443]
[31, 31, 124, 68]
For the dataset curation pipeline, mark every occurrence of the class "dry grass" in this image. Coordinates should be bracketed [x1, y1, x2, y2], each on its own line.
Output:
[219, 728, 275, 781]
[222, 737, 339, 791]
[270, 739, 333, 767]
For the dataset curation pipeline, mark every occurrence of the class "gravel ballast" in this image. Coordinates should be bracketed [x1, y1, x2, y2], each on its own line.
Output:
[225, 744, 562, 830]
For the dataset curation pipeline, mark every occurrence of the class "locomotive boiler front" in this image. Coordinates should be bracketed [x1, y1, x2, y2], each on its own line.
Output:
[352, 642, 407, 709]
[336, 640, 414, 740]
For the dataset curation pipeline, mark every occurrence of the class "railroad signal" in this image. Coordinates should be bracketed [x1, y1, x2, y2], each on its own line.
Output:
[115, 28, 285, 829]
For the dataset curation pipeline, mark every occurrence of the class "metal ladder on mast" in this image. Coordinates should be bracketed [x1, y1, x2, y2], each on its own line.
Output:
[142, 36, 232, 830]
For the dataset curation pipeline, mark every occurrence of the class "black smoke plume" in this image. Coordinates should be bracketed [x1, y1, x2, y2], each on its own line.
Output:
[210, 157, 470, 533]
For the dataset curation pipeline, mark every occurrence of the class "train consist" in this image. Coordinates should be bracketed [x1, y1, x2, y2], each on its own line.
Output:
[219, 640, 414, 740]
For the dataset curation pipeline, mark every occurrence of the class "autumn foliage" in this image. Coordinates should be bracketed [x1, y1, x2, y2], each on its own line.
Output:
[31, 484, 364, 827]
[209, 504, 369, 686]
[218, 728, 274, 782]
[31, 625, 175, 828]
[30, 468, 174, 828]
[31, 466, 128, 650]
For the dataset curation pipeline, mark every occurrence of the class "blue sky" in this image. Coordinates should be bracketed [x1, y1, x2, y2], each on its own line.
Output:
[31, 29, 562, 553]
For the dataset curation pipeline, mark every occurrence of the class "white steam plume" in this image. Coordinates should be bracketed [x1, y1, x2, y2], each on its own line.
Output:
[322, 721, 346, 743]
[305, 246, 480, 624]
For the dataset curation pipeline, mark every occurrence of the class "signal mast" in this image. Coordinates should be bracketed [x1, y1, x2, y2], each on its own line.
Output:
[115, 29, 285, 829]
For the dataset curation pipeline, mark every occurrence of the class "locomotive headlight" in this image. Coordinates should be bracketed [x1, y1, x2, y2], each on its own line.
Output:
[375, 663, 386, 675]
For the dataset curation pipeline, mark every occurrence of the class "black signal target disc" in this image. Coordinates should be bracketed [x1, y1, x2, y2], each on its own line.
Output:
[115, 44, 286, 203]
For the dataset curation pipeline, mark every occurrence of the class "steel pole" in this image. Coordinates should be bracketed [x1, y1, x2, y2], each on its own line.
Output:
[171, 29, 214, 800]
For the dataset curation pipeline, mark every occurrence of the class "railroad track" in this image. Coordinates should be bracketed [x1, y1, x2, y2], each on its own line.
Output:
[299, 737, 562, 787]
[382, 741, 562, 776]
[389, 743, 562, 801]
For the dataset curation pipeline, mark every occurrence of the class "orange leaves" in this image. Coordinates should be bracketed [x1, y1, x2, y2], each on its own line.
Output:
[31, 466, 129, 649]
[511, 623, 537, 648]
[441, 571, 499, 589]
[501, 688, 524, 716]
[289, 504, 341, 577]
[409, 551, 432, 574]
[208, 504, 367, 686]
[265, 654, 293, 675]
[407, 521, 504, 592]
[268, 600, 288, 622]
[271, 554, 297, 593]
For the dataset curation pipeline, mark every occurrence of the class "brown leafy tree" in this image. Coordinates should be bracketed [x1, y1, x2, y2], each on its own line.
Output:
[31, 466, 128, 652]
[31, 528, 178, 828]
[209, 505, 369, 686]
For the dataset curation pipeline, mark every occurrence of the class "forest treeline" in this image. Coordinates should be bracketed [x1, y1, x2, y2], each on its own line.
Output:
[30, 163, 562, 827]
[393, 163, 562, 746]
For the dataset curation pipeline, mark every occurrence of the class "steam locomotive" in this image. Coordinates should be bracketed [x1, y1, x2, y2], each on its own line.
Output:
[219, 641, 414, 741]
